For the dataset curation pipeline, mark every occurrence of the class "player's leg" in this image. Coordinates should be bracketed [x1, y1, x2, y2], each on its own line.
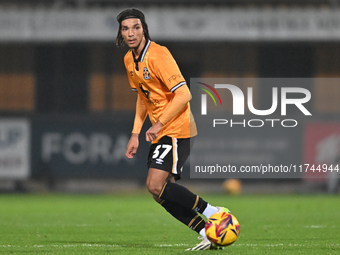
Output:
[148, 172, 206, 235]
[155, 175, 224, 251]
[152, 177, 228, 250]
[157, 180, 218, 217]
[146, 137, 208, 235]
[146, 168, 206, 234]
[146, 136, 229, 250]
[146, 136, 220, 219]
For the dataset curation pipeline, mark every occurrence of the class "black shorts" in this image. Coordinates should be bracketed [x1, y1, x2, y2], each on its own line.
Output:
[147, 136, 194, 180]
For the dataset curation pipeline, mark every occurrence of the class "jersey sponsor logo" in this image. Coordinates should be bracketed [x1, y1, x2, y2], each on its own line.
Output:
[139, 83, 160, 106]
[146, 98, 160, 106]
[143, 67, 151, 80]
[139, 83, 150, 99]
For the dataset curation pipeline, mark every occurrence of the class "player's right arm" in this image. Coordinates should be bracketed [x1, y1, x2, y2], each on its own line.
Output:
[126, 94, 147, 159]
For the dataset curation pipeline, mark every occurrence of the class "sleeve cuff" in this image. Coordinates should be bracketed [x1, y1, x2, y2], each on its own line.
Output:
[170, 81, 186, 93]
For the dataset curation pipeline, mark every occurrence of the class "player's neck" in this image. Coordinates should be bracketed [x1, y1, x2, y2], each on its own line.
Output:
[132, 37, 146, 59]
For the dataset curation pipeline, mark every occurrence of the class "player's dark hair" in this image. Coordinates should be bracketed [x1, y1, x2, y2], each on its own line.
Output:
[116, 8, 151, 48]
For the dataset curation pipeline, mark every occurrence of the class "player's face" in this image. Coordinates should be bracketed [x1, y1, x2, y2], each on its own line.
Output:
[120, 18, 145, 50]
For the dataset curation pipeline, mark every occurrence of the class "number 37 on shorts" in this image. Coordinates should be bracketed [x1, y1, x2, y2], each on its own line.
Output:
[152, 144, 172, 165]
[147, 136, 192, 178]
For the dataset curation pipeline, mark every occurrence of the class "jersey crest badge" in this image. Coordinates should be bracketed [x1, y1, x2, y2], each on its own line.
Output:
[143, 67, 150, 80]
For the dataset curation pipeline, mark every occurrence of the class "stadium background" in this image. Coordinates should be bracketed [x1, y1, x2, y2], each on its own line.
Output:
[0, 0, 340, 194]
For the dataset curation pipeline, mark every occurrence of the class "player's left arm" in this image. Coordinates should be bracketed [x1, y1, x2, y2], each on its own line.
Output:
[145, 85, 191, 142]
[146, 46, 191, 142]
[159, 85, 191, 124]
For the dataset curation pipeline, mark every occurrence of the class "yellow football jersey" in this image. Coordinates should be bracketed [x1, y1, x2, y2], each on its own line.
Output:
[124, 40, 197, 143]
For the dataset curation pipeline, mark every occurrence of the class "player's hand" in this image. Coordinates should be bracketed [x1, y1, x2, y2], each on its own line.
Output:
[126, 133, 139, 159]
[146, 121, 163, 142]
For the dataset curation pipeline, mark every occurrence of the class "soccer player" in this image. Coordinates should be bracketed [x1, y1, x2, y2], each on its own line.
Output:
[116, 8, 230, 250]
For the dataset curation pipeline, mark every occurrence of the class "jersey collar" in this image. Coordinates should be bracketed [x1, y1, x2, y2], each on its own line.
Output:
[132, 40, 151, 70]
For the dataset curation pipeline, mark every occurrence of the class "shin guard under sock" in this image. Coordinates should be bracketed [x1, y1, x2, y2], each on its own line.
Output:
[160, 199, 206, 234]
[158, 182, 208, 213]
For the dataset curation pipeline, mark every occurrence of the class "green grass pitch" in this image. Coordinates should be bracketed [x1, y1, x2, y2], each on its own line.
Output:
[0, 192, 339, 254]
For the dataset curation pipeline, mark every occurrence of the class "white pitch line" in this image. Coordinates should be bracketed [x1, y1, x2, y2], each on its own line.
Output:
[1, 243, 339, 249]
[155, 244, 189, 247]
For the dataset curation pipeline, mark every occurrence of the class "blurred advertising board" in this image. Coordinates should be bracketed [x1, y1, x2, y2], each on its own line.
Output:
[0, 118, 30, 180]
[303, 122, 340, 180]
[1, 8, 340, 42]
[31, 115, 150, 179]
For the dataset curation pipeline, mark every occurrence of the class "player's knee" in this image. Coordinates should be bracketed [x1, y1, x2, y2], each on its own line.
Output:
[146, 181, 163, 197]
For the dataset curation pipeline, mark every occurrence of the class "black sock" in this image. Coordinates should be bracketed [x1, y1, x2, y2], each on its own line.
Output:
[158, 182, 208, 214]
[160, 200, 206, 234]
